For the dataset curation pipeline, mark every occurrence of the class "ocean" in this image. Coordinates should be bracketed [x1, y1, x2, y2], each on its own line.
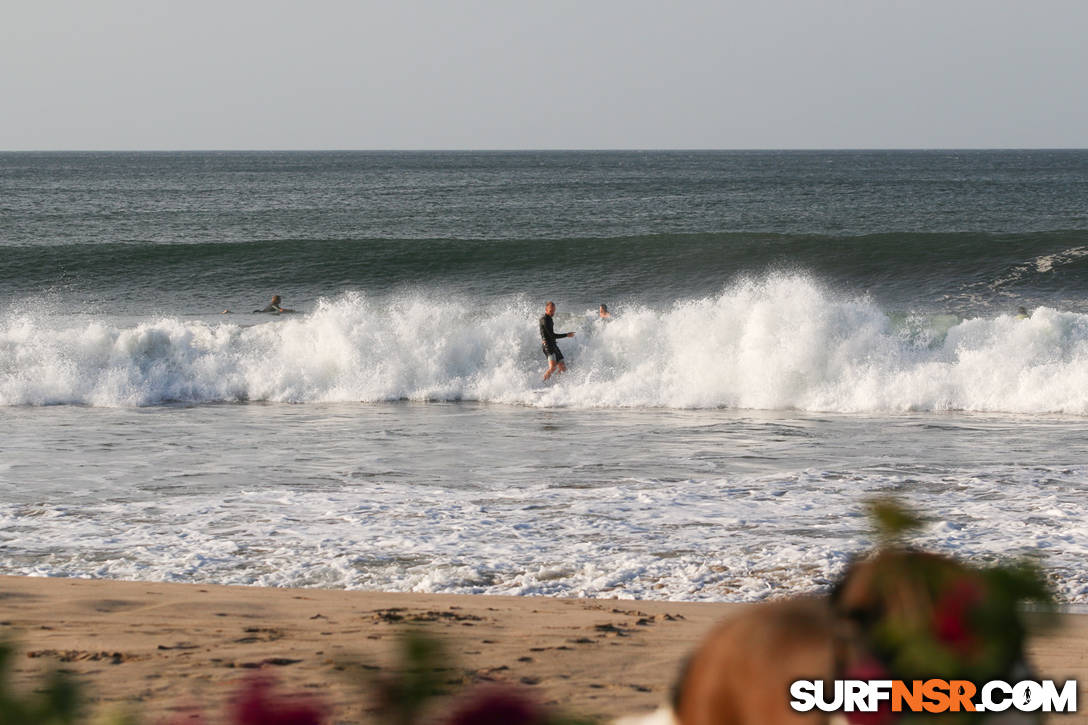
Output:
[2, 150, 1087, 602]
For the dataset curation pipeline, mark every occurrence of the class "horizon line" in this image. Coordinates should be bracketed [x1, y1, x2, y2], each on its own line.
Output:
[2, 147, 1087, 153]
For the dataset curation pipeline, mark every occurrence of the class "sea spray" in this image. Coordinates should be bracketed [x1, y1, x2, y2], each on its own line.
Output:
[3, 276, 1088, 413]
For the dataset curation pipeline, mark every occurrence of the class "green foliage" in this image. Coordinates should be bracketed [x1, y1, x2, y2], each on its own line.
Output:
[370, 631, 450, 725]
[0, 642, 82, 725]
[363, 631, 597, 725]
[868, 497, 924, 542]
[860, 500, 1055, 685]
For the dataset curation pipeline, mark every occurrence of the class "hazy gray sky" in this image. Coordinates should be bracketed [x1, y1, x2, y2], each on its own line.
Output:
[3, 0, 1086, 150]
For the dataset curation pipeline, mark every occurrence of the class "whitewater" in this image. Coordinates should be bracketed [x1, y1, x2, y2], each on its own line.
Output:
[4, 397, 1088, 603]
[4, 275, 1088, 414]
[4, 149, 1088, 606]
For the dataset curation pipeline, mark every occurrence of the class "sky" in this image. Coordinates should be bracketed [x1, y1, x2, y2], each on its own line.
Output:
[2, 0, 1086, 150]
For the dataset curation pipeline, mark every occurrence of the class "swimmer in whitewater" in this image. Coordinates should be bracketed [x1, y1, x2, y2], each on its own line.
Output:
[540, 301, 575, 381]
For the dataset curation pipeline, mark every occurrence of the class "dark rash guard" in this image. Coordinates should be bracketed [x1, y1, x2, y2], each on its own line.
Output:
[539, 313, 570, 351]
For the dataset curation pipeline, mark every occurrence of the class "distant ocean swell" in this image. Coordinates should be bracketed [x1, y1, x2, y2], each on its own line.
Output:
[4, 231, 1088, 302]
[4, 275, 1088, 413]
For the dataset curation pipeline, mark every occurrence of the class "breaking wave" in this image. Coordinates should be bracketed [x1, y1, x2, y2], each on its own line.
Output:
[4, 275, 1088, 413]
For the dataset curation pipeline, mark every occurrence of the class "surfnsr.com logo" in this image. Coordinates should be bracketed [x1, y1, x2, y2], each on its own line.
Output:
[790, 679, 1077, 714]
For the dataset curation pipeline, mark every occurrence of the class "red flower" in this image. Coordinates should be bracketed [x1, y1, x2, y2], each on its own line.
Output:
[844, 658, 896, 725]
[932, 578, 984, 656]
[232, 677, 325, 725]
[444, 687, 546, 725]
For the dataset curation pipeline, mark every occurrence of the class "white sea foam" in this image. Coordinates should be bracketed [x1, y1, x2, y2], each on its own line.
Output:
[990, 245, 1088, 288]
[3, 276, 1088, 413]
[4, 463, 1087, 602]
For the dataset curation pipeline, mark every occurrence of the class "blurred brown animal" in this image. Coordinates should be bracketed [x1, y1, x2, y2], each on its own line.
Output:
[674, 597, 835, 725]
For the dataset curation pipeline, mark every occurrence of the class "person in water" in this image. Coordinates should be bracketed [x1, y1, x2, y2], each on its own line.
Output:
[255, 295, 294, 314]
[1016, 306, 1030, 319]
[598, 303, 611, 320]
[539, 301, 575, 381]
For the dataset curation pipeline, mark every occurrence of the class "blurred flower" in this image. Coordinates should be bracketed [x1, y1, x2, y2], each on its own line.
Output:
[843, 658, 895, 725]
[231, 677, 325, 725]
[932, 578, 984, 657]
[443, 687, 545, 725]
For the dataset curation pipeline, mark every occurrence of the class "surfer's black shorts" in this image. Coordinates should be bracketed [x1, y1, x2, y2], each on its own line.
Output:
[542, 344, 564, 363]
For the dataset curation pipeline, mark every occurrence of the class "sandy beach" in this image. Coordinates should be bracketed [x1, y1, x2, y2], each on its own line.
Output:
[1, 576, 1085, 723]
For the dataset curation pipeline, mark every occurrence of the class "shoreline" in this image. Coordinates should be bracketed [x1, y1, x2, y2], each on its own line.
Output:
[2, 575, 1087, 723]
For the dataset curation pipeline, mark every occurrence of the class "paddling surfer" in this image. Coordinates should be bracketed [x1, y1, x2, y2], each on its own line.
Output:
[539, 301, 575, 381]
